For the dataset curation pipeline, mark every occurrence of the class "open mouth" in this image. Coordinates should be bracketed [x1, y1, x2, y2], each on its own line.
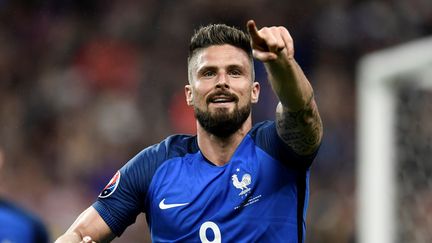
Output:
[210, 96, 236, 104]
[207, 91, 238, 104]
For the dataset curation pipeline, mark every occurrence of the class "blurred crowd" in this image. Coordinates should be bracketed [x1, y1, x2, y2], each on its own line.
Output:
[0, 0, 431, 242]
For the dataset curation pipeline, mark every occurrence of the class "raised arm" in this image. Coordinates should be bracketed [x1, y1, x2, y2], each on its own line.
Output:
[55, 206, 115, 243]
[247, 20, 323, 155]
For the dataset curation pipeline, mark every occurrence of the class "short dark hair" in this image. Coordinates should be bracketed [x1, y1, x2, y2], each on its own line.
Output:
[188, 24, 252, 62]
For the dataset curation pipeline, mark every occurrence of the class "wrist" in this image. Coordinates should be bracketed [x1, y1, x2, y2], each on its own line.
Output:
[55, 232, 82, 243]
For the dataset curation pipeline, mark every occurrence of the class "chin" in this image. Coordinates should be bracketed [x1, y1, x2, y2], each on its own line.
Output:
[211, 107, 235, 116]
[194, 102, 251, 137]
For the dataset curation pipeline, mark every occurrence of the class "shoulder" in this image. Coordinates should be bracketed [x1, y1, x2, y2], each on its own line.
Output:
[248, 120, 281, 152]
[120, 134, 198, 185]
[131, 134, 197, 168]
[147, 134, 198, 158]
[249, 120, 278, 142]
[250, 120, 275, 133]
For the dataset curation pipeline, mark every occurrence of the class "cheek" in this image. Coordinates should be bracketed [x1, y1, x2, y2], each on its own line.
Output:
[191, 89, 208, 106]
[193, 83, 213, 101]
[236, 86, 253, 102]
[240, 94, 252, 106]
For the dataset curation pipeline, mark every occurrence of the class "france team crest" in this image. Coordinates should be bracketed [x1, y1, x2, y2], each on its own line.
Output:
[99, 171, 121, 198]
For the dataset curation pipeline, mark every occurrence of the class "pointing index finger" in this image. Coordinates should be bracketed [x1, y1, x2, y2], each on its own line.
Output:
[246, 20, 259, 38]
[247, 20, 266, 48]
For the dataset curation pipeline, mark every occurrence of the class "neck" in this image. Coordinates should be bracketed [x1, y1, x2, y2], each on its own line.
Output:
[196, 115, 252, 166]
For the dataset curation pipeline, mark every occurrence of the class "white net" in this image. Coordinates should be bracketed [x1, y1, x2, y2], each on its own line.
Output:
[395, 80, 432, 243]
[357, 36, 432, 243]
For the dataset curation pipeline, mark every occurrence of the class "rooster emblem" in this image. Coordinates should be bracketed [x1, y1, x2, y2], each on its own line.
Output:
[231, 173, 252, 196]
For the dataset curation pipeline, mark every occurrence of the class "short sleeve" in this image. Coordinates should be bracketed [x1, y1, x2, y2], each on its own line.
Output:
[92, 144, 166, 236]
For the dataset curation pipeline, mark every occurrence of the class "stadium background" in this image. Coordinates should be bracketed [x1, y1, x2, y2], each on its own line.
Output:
[0, 0, 430, 242]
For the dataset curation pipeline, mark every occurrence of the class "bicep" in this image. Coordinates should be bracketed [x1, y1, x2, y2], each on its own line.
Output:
[275, 99, 322, 156]
[66, 206, 116, 242]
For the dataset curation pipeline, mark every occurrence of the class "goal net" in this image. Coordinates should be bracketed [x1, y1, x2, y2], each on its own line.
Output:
[357, 36, 432, 243]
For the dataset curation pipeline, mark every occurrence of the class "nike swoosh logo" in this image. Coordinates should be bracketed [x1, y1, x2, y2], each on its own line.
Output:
[159, 198, 189, 209]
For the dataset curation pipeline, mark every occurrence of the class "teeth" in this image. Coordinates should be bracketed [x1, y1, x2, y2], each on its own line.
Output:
[213, 97, 234, 103]
[214, 98, 229, 102]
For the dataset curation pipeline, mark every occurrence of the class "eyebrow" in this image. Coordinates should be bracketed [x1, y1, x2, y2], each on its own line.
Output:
[226, 64, 246, 72]
[197, 64, 246, 74]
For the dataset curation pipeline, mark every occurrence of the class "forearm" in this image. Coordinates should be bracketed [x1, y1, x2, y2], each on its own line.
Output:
[264, 57, 313, 111]
[266, 58, 322, 155]
[55, 206, 115, 243]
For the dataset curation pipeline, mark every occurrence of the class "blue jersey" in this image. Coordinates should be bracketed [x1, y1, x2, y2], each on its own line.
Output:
[0, 199, 50, 243]
[93, 121, 317, 243]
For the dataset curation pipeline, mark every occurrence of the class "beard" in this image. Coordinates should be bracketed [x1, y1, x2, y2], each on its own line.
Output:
[194, 103, 251, 138]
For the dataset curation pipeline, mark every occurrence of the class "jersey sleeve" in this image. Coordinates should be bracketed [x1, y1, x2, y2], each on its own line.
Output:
[92, 143, 167, 236]
[251, 121, 319, 169]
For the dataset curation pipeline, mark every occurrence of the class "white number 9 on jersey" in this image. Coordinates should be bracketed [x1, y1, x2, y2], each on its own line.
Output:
[199, 221, 221, 243]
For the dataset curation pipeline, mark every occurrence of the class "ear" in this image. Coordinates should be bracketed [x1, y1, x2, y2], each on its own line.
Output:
[185, 84, 193, 106]
[251, 81, 260, 104]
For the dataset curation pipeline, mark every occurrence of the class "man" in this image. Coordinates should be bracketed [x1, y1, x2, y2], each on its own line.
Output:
[56, 19, 322, 243]
[0, 199, 50, 243]
[0, 148, 50, 243]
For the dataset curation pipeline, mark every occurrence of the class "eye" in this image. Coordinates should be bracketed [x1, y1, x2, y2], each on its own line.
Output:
[202, 70, 216, 77]
[228, 69, 242, 77]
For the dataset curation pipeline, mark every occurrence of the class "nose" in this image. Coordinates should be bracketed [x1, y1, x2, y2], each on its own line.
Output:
[215, 73, 229, 89]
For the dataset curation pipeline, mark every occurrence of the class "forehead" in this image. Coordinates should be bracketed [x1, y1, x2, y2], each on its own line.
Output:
[192, 44, 251, 71]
